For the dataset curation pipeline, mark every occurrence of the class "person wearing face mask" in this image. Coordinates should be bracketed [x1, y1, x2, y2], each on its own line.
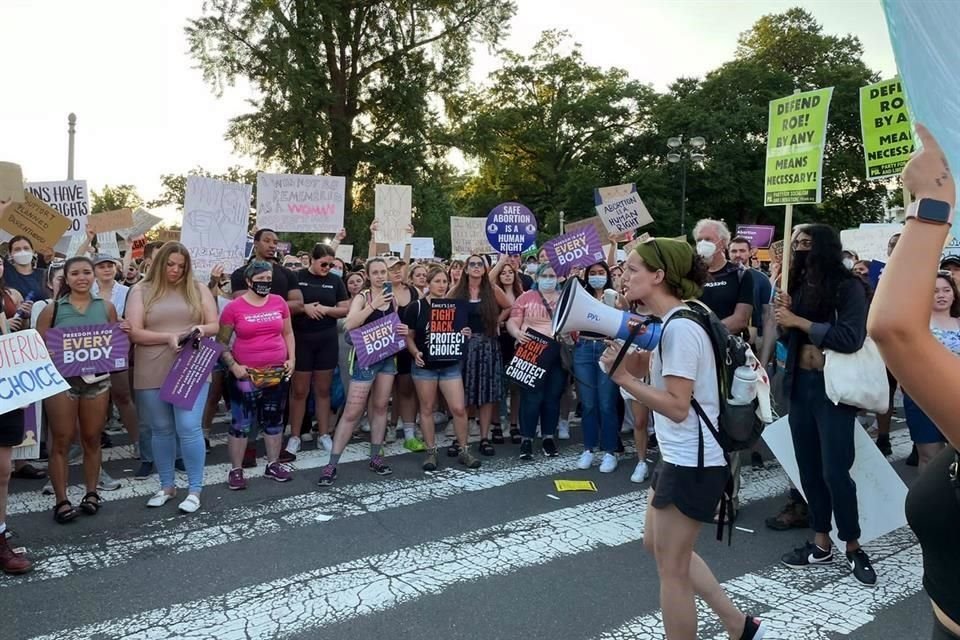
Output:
[841, 250, 858, 272]
[774, 224, 876, 587]
[506, 264, 566, 461]
[5, 236, 49, 309]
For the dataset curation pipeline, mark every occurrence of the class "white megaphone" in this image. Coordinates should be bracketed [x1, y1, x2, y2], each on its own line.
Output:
[551, 278, 662, 350]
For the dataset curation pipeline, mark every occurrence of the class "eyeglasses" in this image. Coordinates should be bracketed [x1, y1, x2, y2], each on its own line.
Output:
[792, 238, 813, 249]
[467, 261, 485, 268]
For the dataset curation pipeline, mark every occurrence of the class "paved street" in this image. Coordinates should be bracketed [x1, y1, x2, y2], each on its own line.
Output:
[2, 417, 931, 640]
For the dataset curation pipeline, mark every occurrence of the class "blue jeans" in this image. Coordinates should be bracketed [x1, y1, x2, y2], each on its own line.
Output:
[136, 386, 209, 494]
[573, 339, 619, 453]
[518, 364, 567, 439]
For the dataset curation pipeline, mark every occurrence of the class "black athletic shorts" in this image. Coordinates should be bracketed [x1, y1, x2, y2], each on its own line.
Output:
[0, 408, 25, 447]
[651, 461, 729, 524]
[294, 329, 339, 372]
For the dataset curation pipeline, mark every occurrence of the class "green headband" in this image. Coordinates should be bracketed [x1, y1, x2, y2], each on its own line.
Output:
[634, 239, 702, 300]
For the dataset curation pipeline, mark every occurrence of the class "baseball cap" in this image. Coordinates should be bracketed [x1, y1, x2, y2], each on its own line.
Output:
[940, 255, 960, 269]
[92, 253, 120, 266]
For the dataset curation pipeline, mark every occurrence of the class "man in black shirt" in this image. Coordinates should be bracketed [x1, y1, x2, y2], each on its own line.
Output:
[230, 228, 303, 310]
[694, 219, 754, 333]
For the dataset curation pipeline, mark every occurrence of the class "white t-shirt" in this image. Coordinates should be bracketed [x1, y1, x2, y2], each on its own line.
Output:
[651, 306, 726, 468]
[92, 281, 130, 317]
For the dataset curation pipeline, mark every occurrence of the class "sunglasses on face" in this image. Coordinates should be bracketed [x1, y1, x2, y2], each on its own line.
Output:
[317, 261, 333, 268]
[467, 261, 484, 268]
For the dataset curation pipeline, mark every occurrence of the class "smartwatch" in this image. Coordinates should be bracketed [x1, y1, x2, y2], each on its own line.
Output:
[906, 198, 954, 225]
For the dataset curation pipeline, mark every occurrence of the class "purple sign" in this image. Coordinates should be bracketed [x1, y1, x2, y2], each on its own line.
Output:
[349, 312, 407, 369]
[159, 338, 225, 410]
[736, 225, 777, 249]
[486, 202, 538, 254]
[543, 225, 606, 276]
[46, 324, 129, 378]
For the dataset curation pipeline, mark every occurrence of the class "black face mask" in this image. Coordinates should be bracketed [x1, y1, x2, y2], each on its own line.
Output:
[792, 250, 809, 272]
[251, 281, 272, 297]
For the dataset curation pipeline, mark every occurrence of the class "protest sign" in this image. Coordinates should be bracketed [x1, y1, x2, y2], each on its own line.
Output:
[942, 235, 960, 262]
[373, 184, 412, 244]
[565, 217, 609, 244]
[276, 241, 292, 256]
[182, 176, 251, 282]
[735, 225, 777, 249]
[394, 237, 434, 259]
[130, 235, 147, 260]
[594, 183, 636, 206]
[159, 229, 181, 243]
[763, 415, 907, 547]
[335, 244, 354, 262]
[595, 192, 653, 235]
[0, 192, 72, 252]
[0, 162, 24, 202]
[543, 225, 606, 276]
[764, 88, 834, 206]
[24, 180, 89, 252]
[859, 78, 914, 180]
[839, 223, 902, 263]
[505, 329, 560, 390]
[0, 329, 71, 413]
[97, 232, 120, 258]
[87, 208, 133, 234]
[349, 313, 407, 369]
[256, 173, 345, 234]
[45, 324, 129, 377]
[486, 202, 537, 254]
[12, 402, 41, 461]
[118, 207, 163, 240]
[868, 260, 886, 290]
[159, 338, 225, 410]
[426, 299, 468, 362]
[450, 216, 488, 256]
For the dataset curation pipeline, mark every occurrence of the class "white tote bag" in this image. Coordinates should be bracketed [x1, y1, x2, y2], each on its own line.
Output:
[823, 336, 889, 413]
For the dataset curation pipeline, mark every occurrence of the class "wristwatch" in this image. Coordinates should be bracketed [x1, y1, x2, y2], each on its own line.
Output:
[905, 198, 954, 225]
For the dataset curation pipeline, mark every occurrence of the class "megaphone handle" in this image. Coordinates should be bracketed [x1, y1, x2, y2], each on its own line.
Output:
[608, 320, 648, 376]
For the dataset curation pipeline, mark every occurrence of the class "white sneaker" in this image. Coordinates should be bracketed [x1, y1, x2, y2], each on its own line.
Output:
[599, 453, 618, 473]
[558, 421, 571, 440]
[97, 469, 122, 491]
[576, 451, 594, 470]
[41, 480, 54, 495]
[433, 411, 449, 425]
[444, 422, 455, 437]
[319, 434, 333, 452]
[146, 491, 175, 508]
[300, 431, 315, 443]
[285, 436, 301, 455]
[630, 461, 649, 483]
[360, 417, 371, 433]
[178, 494, 201, 514]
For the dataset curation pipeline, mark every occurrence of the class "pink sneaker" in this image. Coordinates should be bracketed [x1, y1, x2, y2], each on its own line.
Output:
[227, 468, 246, 490]
[264, 461, 293, 483]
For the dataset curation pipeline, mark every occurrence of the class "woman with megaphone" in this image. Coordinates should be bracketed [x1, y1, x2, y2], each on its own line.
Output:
[599, 238, 767, 640]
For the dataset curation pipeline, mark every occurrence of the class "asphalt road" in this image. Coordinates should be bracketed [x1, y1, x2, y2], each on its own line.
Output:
[1, 414, 933, 640]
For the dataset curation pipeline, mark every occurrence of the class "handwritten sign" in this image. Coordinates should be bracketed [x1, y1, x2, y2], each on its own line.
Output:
[427, 299, 468, 362]
[24, 180, 89, 252]
[595, 192, 653, 235]
[118, 207, 162, 239]
[0, 330, 71, 413]
[505, 329, 560, 390]
[543, 225, 606, 276]
[256, 173, 345, 234]
[486, 202, 537, 254]
[0, 193, 72, 252]
[349, 312, 406, 369]
[159, 338, 225, 410]
[0, 162, 24, 202]
[183, 176, 251, 282]
[450, 216, 488, 256]
[335, 244, 353, 262]
[735, 225, 777, 249]
[373, 184, 413, 244]
[87, 208, 133, 234]
[594, 183, 636, 205]
[45, 324, 129, 377]
[159, 229, 181, 243]
[839, 223, 902, 262]
[130, 234, 147, 260]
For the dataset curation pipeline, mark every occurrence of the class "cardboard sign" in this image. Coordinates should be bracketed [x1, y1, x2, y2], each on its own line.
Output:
[87, 208, 133, 234]
[159, 229, 181, 243]
[0, 162, 24, 203]
[159, 338, 225, 410]
[257, 172, 345, 234]
[118, 207, 163, 239]
[349, 312, 407, 369]
[12, 402, 41, 461]
[0, 329, 71, 413]
[426, 299, 468, 362]
[450, 216, 488, 256]
[762, 415, 908, 547]
[859, 78, 914, 180]
[335, 244, 353, 262]
[24, 180, 89, 252]
[594, 183, 636, 205]
[505, 329, 560, 390]
[595, 192, 653, 235]
[764, 87, 834, 206]
[565, 216, 610, 244]
[46, 324, 129, 377]
[735, 224, 777, 249]
[543, 225, 606, 276]
[130, 235, 147, 260]
[182, 175, 250, 282]
[373, 184, 412, 244]
[486, 202, 538, 254]
[0, 192, 72, 252]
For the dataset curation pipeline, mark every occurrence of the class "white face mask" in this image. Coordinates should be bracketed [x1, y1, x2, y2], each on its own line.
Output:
[11, 250, 33, 266]
[696, 240, 717, 261]
[842, 258, 854, 270]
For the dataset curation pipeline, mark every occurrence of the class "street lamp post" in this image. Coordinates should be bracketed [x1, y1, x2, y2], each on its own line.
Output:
[67, 113, 77, 180]
[666, 135, 706, 237]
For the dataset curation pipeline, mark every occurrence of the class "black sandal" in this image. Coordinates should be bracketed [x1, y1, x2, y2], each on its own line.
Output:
[509, 426, 521, 444]
[447, 442, 462, 457]
[79, 492, 102, 516]
[478, 439, 495, 457]
[491, 426, 505, 445]
[53, 500, 78, 524]
[11, 463, 47, 480]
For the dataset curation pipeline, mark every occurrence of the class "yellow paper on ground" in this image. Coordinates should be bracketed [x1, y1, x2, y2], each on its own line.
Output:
[554, 480, 597, 492]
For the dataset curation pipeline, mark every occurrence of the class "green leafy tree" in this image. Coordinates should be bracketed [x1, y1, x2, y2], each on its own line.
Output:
[90, 184, 143, 214]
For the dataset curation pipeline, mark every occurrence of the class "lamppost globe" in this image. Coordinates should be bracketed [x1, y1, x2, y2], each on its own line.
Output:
[667, 136, 682, 149]
[689, 136, 706, 149]
[667, 152, 681, 164]
[690, 152, 706, 163]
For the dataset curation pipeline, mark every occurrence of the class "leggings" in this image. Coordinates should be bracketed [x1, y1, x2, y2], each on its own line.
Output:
[228, 378, 290, 438]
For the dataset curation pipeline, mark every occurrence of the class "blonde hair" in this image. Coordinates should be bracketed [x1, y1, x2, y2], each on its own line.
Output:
[140, 242, 203, 323]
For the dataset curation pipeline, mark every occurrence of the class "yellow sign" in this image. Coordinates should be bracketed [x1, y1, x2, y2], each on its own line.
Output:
[0, 193, 72, 251]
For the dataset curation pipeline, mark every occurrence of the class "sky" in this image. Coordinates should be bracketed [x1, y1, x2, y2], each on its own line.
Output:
[0, 0, 897, 210]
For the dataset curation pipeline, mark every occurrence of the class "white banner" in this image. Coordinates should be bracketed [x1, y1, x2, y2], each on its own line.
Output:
[256, 173, 344, 233]
[335, 244, 353, 262]
[182, 176, 252, 282]
[374, 184, 412, 244]
[118, 207, 163, 239]
[595, 192, 653, 234]
[450, 216, 488, 256]
[408, 237, 434, 259]
[22, 180, 89, 252]
[0, 330, 71, 414]
[839, 223, 902, 263]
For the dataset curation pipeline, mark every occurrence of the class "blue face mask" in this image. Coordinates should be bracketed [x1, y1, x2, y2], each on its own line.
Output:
[587, 275, 607, 290]
[330, 268, 343, 278]
[538, 277, 557, 292]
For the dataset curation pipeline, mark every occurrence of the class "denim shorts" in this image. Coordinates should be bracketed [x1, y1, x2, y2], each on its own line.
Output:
[411, 361, 462, 382]
[352, 356, 398, 382]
